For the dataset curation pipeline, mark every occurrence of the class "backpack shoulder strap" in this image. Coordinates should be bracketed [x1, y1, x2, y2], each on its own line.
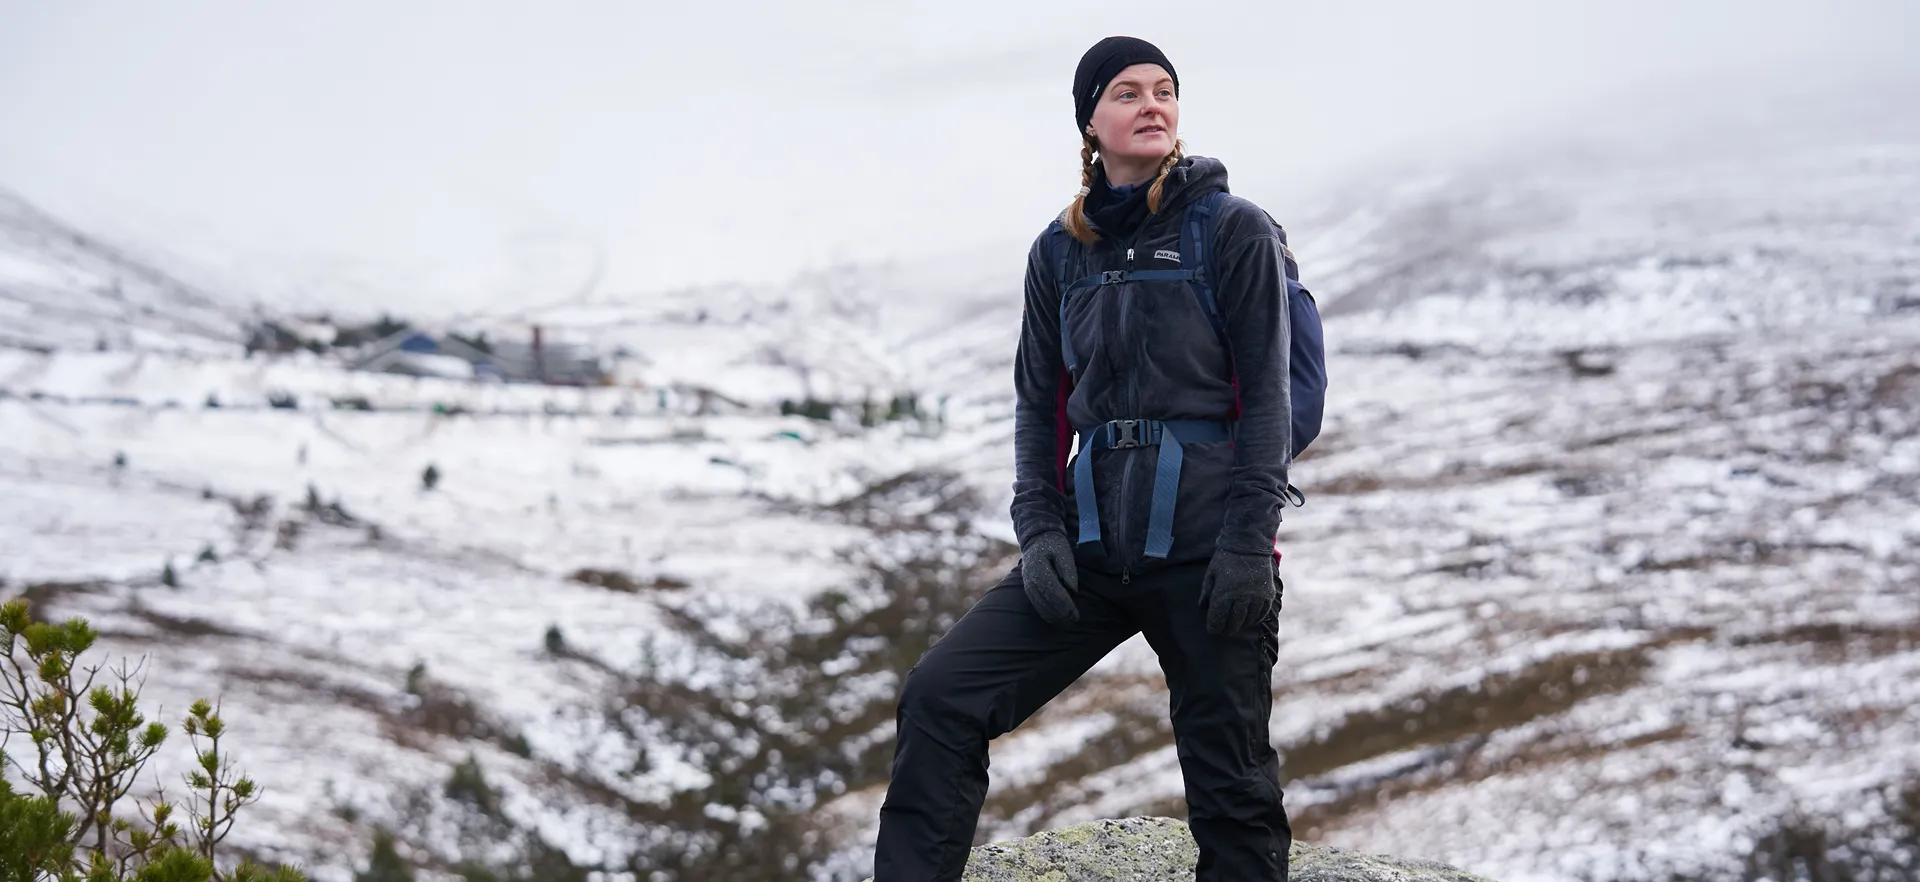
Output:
[1049, 224, 1084, 376]
[1180, 191, 1230, 345]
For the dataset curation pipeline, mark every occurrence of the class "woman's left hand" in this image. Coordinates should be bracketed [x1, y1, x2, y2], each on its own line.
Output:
[1198, 549, 1278, 636]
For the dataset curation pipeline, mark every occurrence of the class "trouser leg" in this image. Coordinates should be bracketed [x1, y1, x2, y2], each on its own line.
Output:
[1135, 563, 1291, 881]
[874, 564, 1135, 881]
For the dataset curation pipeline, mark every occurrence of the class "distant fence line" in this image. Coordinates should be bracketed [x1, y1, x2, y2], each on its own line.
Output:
[0, 386, 951, 428]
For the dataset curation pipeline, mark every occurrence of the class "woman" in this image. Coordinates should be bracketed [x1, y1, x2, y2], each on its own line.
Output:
[875, 35, 1309, 882]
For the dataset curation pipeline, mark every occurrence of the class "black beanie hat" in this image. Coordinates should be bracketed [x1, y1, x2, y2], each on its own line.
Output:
[1072, 36, 1179, 136]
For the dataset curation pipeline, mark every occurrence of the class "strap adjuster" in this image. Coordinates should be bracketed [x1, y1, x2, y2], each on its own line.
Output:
[1102, 270, 1126, 285]
[1109, 419, 1146, 449]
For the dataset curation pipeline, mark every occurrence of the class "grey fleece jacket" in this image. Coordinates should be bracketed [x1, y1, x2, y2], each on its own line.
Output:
[1010, 155, 1293, 578]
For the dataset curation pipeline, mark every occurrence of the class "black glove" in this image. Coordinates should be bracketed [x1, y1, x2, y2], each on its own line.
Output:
[1199, 549, 1277, 636]
[1019, 531, 1081, 627]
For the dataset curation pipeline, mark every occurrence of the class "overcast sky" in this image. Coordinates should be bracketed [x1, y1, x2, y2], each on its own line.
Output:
[3, 0, 1916, 313]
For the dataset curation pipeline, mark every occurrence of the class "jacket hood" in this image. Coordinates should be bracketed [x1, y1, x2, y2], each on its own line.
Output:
[1085, 154, 1231, 236]
[1160, 154, 1230, 211]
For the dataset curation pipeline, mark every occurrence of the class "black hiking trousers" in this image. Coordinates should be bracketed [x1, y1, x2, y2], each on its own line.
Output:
[873, 558, 1291, 881]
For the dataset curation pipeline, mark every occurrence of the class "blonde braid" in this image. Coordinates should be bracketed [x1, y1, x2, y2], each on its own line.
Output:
[1064, 136, 1098, 245]
[1064, 137, 1185, 242]
[1145, 139, 1186, 214]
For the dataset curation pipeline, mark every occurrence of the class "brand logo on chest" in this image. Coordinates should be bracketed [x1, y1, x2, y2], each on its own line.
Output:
[1153, 249, 1180, 262]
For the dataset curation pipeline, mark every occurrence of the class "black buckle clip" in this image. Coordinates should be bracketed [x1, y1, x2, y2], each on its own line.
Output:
[1102, 270, 1127, 285]
[1109, 419, 1146, 449]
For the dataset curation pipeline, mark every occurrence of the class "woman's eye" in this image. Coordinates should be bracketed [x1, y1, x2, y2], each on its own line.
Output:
[1118, 90, 1137, 100]
[1158, 89, 1174, 99]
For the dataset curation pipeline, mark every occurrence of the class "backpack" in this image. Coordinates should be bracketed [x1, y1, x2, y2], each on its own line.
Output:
[1057, 191, 1326, 461]
[1186, 191, 1325, 459]
[1052, 191, 1326, 561]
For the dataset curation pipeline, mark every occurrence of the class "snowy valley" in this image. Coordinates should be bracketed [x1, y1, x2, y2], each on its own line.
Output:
[5, 91, 1920, 881]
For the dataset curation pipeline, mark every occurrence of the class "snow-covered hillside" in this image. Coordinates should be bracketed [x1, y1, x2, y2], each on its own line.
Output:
[6, 86, 1920, 881]
[0, 189, 245, 355]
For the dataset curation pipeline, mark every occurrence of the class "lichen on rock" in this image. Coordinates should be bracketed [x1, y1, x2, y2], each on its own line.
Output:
[863, 816, 1497, 881]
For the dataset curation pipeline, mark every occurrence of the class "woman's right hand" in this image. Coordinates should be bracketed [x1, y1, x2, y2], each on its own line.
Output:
[1019, 531, 1081, 627]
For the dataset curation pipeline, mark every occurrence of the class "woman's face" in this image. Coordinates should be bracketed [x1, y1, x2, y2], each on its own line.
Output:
[1086, 63, 1179, 165]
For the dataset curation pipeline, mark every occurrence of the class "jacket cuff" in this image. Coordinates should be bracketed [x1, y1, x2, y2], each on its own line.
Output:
[1014, 517, 1068, 550]
[1216, 508, 1281, 557]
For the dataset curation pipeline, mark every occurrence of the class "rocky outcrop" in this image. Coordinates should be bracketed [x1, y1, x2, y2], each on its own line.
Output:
[864, 817, 1495, 881]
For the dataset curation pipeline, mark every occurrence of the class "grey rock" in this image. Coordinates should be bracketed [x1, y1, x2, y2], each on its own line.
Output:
[864, 817, 1496, 882]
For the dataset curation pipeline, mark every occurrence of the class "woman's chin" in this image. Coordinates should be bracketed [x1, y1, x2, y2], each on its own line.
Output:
[1120, 136, 1173, 159]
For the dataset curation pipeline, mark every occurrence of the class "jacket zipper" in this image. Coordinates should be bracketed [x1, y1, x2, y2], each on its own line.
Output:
[1117, 242, 1144, 584]
[1102, 197, 1189, 581]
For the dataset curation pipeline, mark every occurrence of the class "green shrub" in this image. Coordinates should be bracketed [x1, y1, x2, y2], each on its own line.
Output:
[0, 599, 307, 882]
[352, 829, 413, 882]
[444, 755, 498, 818]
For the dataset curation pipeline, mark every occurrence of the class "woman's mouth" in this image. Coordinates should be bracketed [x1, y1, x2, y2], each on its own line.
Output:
[1136, 124, 1165, 136]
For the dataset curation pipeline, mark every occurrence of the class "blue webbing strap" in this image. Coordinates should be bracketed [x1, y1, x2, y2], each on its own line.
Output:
[1073, 423, 1102, 547]
[1121, 269, 1194, 283]
[1072, 419, 1231, 557]
[1182, 193, 1228, 343]
[1057, 236, 1080, 372]
[1142, 419, 1230, 558]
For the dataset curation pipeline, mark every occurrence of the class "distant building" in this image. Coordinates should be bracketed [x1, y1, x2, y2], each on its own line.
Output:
[348, 325, 608, 385]
[348, 330, 487, 379]
[486, 325, 608, 386]
[244, 321, 322, 356]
